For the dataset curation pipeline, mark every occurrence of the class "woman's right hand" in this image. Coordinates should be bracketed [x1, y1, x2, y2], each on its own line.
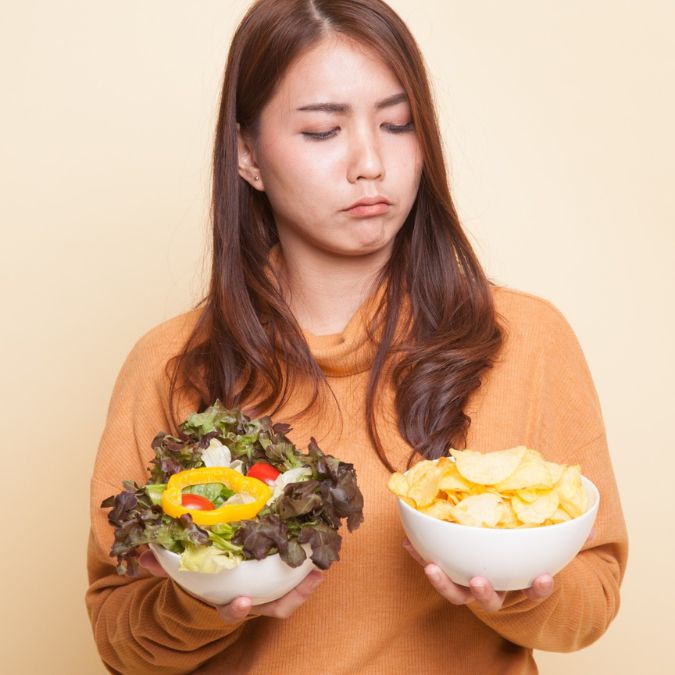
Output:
[138, 550, 325, 623]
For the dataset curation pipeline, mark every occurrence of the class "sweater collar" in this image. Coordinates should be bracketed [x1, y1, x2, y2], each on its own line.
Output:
[302, 291, 381, 378]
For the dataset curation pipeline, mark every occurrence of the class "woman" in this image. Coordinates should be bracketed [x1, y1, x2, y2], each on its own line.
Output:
[86, 1, 628, 673]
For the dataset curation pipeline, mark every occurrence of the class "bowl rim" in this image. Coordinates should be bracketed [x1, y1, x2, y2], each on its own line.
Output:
[148, 542, 297, 566]
[148, 542, 314, 574]
[397, 473, 600, 532]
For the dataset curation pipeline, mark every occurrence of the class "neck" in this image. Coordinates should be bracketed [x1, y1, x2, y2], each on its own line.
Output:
[275, 242, 390, 335]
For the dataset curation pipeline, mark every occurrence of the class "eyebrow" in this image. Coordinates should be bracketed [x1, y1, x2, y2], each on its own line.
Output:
[296, 92, 408, 114]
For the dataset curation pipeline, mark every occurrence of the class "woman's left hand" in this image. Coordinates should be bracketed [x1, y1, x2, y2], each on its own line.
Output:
[402, 539, 555, 613]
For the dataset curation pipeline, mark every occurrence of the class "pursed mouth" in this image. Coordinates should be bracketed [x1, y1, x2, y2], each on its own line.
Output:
[344, 197, 392, 211]
[344, 202, 391, 217]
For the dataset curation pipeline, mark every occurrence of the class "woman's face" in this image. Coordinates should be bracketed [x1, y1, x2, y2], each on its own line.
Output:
[238, 35, 423, 260]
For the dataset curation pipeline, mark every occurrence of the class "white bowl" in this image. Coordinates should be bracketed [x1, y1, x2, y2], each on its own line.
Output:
[149, 543, 316, 606]
[398, 475, 599, 591]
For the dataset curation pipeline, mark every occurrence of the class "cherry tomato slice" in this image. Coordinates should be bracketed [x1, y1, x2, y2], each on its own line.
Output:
[247, 462, 281, 486]
[181, 493, 215, 511]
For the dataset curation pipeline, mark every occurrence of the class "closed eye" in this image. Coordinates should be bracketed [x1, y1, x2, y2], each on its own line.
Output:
[383, 122, 415, 133]
[302, 129, 339, 141]
[383, 122, 415, 134]
[302, 122, 415, 142]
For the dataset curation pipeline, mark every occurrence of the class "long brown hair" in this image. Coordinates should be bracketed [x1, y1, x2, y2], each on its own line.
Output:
[169, 0, 503, 472]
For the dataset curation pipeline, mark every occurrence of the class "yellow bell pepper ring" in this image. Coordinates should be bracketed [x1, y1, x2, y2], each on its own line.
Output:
[161, 466, 272, 525]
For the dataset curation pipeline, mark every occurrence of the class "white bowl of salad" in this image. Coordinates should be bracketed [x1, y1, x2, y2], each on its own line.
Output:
[102, 402, 364, 606]
[148, 542, 315, 605]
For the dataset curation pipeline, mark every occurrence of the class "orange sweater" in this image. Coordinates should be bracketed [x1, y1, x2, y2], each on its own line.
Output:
[86, 287, 628, 674]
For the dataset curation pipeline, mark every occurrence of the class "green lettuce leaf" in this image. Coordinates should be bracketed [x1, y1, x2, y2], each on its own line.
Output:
[144, 483, 166, 506]
[183, 482, 234, 504]
[208, 523, 244, 555]
[179, 544, 241, 573]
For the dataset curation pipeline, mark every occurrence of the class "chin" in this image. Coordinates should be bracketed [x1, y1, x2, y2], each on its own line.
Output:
[327, 236, 391, 258]
[342, 223, 396, 255]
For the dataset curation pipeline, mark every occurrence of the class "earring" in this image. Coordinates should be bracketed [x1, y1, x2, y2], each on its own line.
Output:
[254, 175, 259, 182]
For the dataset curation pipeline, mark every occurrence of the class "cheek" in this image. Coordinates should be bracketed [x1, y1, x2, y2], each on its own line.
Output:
[388, 139, 423, 197]
[259, 140, 340, 210]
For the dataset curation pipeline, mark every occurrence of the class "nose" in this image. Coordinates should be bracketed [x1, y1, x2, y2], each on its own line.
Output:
[347, 125, 385, 183]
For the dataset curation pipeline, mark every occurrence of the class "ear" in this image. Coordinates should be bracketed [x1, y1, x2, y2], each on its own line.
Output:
[236, 123, 265, 191]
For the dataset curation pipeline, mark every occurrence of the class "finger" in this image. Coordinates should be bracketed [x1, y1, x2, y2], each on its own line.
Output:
[424, 564, 473, 605]
[216, 596, 253, 623]
[523, 574, 555, 602]
[254, 570, 325, 620]
[468, 577, 505, 613]
[138, 550, 168, 577]
[402, 539, 427, 567]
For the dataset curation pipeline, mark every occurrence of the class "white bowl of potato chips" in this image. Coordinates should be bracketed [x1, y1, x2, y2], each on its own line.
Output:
[389, 447, 600, 591]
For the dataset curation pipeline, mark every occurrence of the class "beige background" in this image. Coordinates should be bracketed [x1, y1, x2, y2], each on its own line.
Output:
[2, 1, 673, 672]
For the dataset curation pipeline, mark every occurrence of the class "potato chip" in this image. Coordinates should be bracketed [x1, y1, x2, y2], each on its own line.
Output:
[548, 507, 572, 524]
[387, 472, 409, 499]
[440, 490, 461, 505]
[494, 449, 553, 491]
[555, 465, 587, 518]
[497, 501, 520, 528]
[545, 461, 565, 485]
[511, 492, 559, 525]
[406, 461, 444, 508]
[405, 460, 438, 487]
[449, 492, 504, 527]
[421, 500, 456, 522]
[515, 489, 539, 503]
[438, 461, 472, 493]
[451, 446, 526, 485]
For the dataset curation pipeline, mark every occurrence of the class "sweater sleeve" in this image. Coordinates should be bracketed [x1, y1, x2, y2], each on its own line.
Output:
[85, 318, 254, 674]
[467, 295, 629, 651]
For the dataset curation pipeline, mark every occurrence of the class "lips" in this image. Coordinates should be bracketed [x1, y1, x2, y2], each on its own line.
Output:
[345, 196, 391, 210]
[344, 196, 392, 217]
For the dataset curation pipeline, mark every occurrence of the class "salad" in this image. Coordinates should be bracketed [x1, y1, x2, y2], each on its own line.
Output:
[102, 402, 364, 576]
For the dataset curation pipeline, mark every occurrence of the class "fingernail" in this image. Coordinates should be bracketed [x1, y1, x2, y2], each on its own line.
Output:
[426, 566, 442, 583]
[236, 598, 251, 613]
[539, 576, 553, 592]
